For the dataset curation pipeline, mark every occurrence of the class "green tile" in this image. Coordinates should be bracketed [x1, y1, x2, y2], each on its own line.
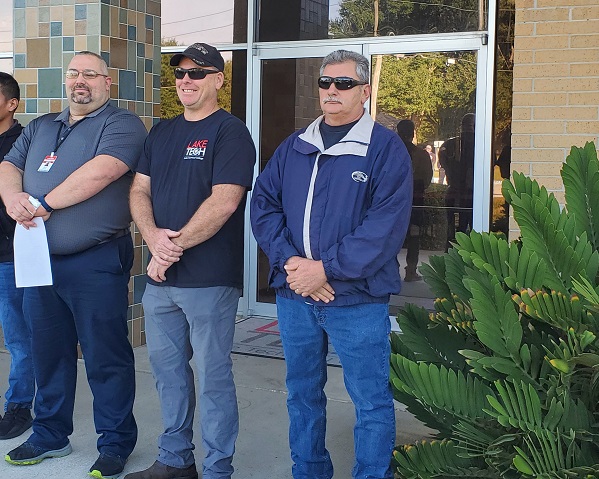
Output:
[38, 99, 51, 113]
[39, 7, 50, 22]
[38, 68, 63, 98]
[87, 35, 100, 55]
[50, 37, 63, 67]
[14, 10, 26, 38]
[26, 0, 39, 6]
[101, 4, 110, 36]
[127, 40, 136, 69]
[136, 57, 144, 85]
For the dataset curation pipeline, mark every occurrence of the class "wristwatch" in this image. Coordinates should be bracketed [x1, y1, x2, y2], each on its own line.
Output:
[39, 195, 54, 213]
[28, 195, 41, 210]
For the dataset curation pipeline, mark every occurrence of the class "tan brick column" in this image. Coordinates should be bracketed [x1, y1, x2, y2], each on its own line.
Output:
[511, 0, 599, 211]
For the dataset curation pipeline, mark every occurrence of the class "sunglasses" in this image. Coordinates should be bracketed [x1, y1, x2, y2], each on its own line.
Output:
[318, 76, 368, 90]
[65, 69, 108, 80]
[174, 67, 220, 80]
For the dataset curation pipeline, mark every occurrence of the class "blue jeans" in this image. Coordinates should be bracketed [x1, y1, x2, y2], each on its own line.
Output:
[277, 297, 395, 479]
[143, 284, 241, 479]
[0, 262, 34, 409]
[23, 235, 137, 457]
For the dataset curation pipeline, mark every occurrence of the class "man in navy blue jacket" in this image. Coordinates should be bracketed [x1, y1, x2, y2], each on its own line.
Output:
[250, 50, 413, 479]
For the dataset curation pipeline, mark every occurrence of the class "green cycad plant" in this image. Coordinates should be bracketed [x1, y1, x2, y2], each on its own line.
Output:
[390, 142, 599, 479]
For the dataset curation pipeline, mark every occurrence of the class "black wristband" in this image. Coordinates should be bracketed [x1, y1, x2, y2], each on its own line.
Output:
[39, 195, 54, 213]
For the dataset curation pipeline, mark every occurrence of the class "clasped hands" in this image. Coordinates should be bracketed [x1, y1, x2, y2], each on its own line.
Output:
[284, 256, 335, 303]
[145, 228, 183, 283]
[6, 192, 51, 229]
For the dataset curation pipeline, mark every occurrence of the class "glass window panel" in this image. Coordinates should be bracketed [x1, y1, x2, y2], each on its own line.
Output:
[160, 50, 247, 121]
[258, 0, 487, 42]
[161, 0, 247, 46]
[491, 0, 515, 236]
[256, 56, 324, 304]
[372, 51, 477, 314]
[256, 52, 479, 311]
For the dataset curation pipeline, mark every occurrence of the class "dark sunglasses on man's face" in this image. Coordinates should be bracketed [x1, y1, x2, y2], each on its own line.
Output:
[174, 67, 219, 80]
[318, 76, 368, 90]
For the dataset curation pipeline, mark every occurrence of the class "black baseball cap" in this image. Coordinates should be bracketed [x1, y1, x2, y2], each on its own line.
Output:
[169, 43, 225, 71]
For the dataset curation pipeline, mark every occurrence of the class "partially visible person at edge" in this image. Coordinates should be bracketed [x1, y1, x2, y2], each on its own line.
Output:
[250, 50, 413, 479]
[126, 42, 255, 479]
[397, 120, 433, 282]
[0, 51, 147, 479]
[0, 72, 34, 441]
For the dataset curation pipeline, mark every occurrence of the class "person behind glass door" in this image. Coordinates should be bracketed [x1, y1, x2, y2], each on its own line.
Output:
[397, 120, 433, 282]
[251, 50, 413, 479]
[0, 72, 34, 441]
[438, 112, 475, 251]
[0, 51, 147, 479]
[127, 42, 255, 479]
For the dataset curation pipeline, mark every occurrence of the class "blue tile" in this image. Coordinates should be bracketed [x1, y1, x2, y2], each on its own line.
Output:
[101, 51, 110, 65]
[63, 36, 74, 51]
[152, 117, 160, 126]
[153, 74, 160, 89]
[137, 42, 144, 57]
[75, 4, 87, 20]
[14, 0, 25, 7]
[14, 54, 26, 68]
[50, 22, 62, 36]
[128, 25, 137, 40]
[38, 68, 63, 98]
[26, 100, 37, 113]
[118, 70, 136, 100]
[145, 14, 153, 30]
[144, 58, 152, 73]
[100, 0, 110, 4]
[136, 87, 144, 101]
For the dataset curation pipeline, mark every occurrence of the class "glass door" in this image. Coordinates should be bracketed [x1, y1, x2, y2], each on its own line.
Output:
[247, 45, 363, 317]
[247, 34, 493, 319]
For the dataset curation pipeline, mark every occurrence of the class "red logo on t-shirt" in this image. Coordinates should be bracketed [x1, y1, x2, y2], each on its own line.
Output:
[184, 139, 209, 160]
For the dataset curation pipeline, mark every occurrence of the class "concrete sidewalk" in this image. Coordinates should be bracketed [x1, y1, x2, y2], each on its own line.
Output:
[0, 348, 432, 478]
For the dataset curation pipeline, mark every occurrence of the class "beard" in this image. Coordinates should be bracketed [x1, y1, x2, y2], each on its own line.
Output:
[70, 84, 93, 104]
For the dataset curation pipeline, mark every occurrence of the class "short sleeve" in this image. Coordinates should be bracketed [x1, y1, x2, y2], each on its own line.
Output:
[212, 117, 256, 189]
[95, 110, 148, 170]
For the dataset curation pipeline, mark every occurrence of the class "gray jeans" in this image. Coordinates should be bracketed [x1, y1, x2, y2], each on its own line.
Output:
[143, 284, 241, 479]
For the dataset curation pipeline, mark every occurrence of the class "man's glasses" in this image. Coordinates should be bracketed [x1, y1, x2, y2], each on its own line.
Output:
[174, 68, 220, 80]
[65, 69, 108, 80]
[318, 76, 368, 90]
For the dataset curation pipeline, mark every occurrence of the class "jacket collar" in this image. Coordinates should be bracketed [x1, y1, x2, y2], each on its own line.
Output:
[296, 109, 374, 157]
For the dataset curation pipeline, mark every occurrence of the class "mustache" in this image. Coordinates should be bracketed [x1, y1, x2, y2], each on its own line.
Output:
[323, 96, 342, 103]
[72, 83, 90, 92]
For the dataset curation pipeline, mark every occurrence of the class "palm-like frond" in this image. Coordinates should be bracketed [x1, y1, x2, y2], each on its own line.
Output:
[561, 142, 599, 251]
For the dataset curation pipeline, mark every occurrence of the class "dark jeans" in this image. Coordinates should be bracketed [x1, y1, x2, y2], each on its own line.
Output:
[23, 235, 137, 458]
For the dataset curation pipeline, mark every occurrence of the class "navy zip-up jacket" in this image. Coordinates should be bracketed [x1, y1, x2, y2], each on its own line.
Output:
[251, 111, 413, 306]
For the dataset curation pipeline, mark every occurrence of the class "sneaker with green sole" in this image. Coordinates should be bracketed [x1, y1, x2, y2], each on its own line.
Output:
[89, 452, 126, 479]
[5, 441, 72, 465]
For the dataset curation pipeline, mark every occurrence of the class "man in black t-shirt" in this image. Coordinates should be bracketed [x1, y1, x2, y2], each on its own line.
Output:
[127, 43, 256, 479]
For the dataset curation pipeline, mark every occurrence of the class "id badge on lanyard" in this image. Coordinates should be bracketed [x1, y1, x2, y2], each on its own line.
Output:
[38, 152, 57, 172]
[38, 116, 83, 173]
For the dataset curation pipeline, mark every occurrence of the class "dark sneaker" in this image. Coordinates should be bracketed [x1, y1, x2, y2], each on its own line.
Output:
[5, 441, 72, 465]
[124, 460, 198, 479]
[89, 452, 126, 479]
[0, 403, 33, 440]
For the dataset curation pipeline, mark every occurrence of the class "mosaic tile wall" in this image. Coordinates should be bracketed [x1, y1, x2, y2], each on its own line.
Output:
[12, 0, 162, 348]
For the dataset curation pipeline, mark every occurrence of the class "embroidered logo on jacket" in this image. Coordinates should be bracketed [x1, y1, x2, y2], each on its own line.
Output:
[351, 171, 368, 183]
[184, 139, 209, 160]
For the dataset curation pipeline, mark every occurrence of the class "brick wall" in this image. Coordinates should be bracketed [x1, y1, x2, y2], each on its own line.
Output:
[511, 0, 599, 216]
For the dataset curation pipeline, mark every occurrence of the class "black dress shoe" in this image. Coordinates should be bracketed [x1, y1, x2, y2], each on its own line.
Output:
[124, 461, 198, 479]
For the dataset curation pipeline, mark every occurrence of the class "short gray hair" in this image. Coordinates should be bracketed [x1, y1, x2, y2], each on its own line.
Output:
[74, 51, 109, 75]
[320, 50, 370, 83]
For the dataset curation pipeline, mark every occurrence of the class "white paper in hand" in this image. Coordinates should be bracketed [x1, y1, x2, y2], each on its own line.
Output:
[14, 217, 53, 287]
